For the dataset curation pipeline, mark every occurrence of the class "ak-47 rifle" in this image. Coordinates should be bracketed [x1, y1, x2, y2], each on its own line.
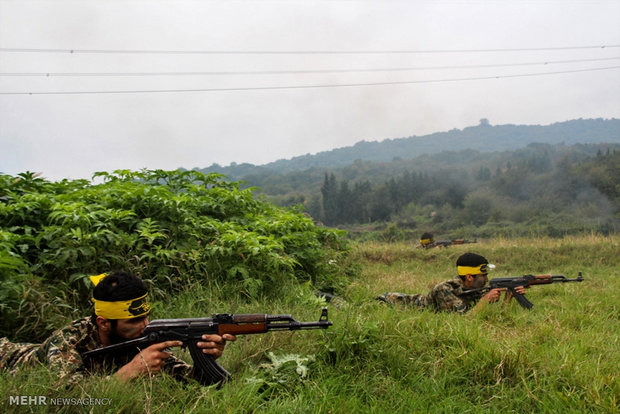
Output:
[428, 239, 477, 248]
[449, 238, 477, 245]
[460, 272, 584, 309]
[419, 232, 477, 249]
[82, 308, 332, 385]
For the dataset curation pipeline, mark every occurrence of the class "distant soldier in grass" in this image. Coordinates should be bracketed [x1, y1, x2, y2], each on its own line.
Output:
[420, 232, 475, 249]
[0, 271, 236, 386]
[377, 252, 526, 313]
[419, 232, 452, 248]
[419, 232, 437, 248]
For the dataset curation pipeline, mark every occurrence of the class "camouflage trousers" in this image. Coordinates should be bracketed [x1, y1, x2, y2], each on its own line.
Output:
[0, 337, 40, 373]
[376, 292, 428, 308]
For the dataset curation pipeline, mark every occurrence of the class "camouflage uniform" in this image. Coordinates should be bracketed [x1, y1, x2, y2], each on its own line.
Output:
[377, 277, 484, 313]
[0, 317, 196, 387]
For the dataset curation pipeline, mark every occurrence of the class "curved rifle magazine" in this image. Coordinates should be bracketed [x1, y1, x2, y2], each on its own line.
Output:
[187, 340, 231, 387]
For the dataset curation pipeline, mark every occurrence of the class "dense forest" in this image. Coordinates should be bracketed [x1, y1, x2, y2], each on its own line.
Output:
[197, 119, 620, 239]
[310, 144, 620, 238]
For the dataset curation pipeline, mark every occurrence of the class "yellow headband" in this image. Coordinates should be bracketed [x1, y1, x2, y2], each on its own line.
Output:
[457, 264, 488, 276]
[92, 293, 151, 319]
[420, 238, 432, 245]
[89, 273, 151, 319]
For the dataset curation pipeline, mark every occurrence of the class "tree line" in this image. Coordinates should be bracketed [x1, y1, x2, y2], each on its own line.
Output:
[308, 144, 619, 237]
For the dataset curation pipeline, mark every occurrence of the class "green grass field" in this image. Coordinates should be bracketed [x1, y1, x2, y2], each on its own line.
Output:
[2, 235, 618, 413]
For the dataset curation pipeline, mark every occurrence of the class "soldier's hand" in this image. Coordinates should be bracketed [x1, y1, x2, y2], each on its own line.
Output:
[196, 334, 236, 359]
[115, 340, 182, 382]
[481, 288, 503, 303]
[504, 286, 527, 301]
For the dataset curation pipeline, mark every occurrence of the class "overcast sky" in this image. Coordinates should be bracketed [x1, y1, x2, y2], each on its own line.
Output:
[1, 0, 619, 181]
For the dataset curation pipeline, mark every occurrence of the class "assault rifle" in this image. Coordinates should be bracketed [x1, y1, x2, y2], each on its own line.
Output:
[82, 308, 332, 385]
[422, 239, 477, 248]
[437, 238, 477, 248]
[460, 272, 584, 309]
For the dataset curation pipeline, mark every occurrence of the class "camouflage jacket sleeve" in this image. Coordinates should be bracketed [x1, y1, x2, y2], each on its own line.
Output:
[35, 318, 100, 388]
[428, 279, 479, 313]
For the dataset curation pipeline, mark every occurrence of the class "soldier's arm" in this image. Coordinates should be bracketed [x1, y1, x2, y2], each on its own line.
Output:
[479, 288, 503, 304]
[429, 283, 469, 313]
[114, 341, 183, 383]
[469, 288, 506, 314]
[40, 331, 89, 388]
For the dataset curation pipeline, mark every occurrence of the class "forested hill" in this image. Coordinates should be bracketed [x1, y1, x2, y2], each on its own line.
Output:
[198, 118, 620, 179]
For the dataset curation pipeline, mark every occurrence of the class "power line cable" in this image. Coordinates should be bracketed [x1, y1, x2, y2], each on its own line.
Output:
[0, 65, 617, 96]
[2, 57, 619, 77]
[1, 45, 619, 55]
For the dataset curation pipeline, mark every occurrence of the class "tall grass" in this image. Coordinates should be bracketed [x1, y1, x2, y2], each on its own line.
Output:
[1, 235, 618, 413]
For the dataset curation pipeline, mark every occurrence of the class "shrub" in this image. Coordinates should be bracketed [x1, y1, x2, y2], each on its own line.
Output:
[0, 169, 352, 341]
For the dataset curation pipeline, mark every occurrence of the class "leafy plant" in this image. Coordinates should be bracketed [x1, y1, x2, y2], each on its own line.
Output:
[0, 169, 352, 341]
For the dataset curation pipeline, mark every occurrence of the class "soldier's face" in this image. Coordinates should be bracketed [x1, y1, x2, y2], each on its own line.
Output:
[112, 316, 149, 341]
[464, 273, 488, 289]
